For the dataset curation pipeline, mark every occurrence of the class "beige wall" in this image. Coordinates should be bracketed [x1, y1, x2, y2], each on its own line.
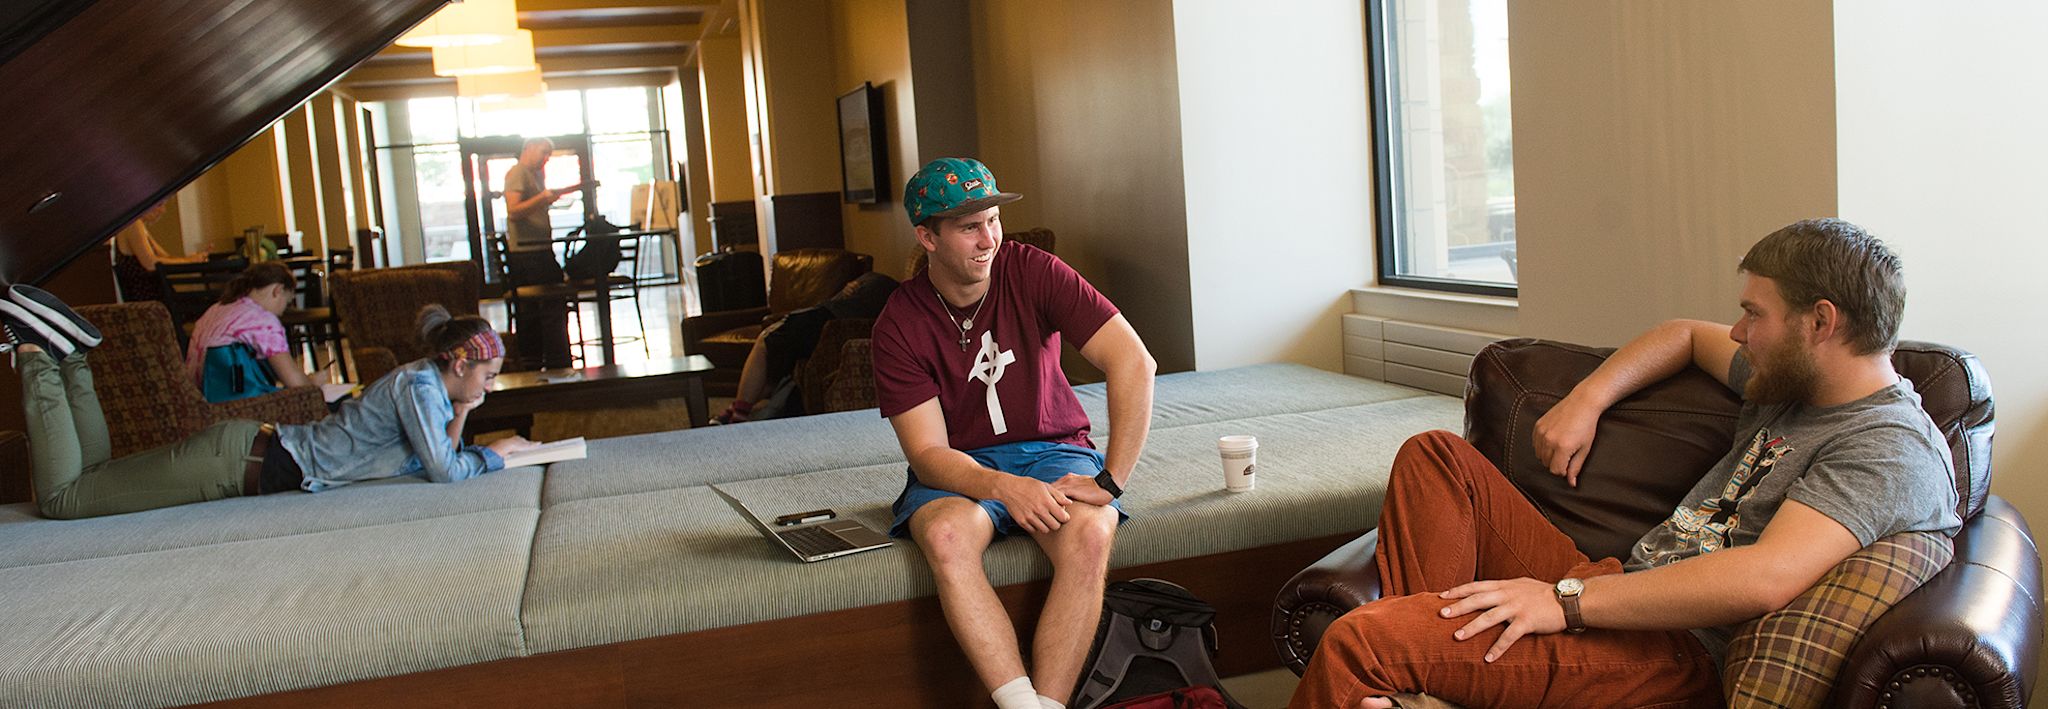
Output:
[161, 93, 372, 261]
[1175, 0, 1375, 371]
[1832, 3, 2048, 674]
[1511, 1, 1839, 344]
[676, 76, 718, 257]
[311, 94, 358, 251]
[746, 0, 843, 199]
[697, 37, 755, 204]
[971, 0, 1195, 374]
[832, 0, 921, 277]
[280, 105, 324, 250]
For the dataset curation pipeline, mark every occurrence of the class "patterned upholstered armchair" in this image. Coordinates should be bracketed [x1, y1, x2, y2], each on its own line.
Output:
[77, 302, 326, 457]
[330, 261, 482, 385]
[1273, 340, 2040, 708]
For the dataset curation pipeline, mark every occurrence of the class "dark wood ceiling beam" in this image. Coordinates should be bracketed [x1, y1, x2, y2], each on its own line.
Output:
[343, 69, 679, 103]
[364, 25, 701, 64]
[343, 51, 693, 87]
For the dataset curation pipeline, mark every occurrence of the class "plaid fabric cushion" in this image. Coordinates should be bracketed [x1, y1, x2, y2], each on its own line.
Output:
[822, 337, 878, 413]
[1723, 530, 1955, 708]
[80, 302, 216, 455]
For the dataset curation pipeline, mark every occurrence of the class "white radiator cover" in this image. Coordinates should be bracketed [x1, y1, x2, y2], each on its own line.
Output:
[1343, 314, 1509, 396]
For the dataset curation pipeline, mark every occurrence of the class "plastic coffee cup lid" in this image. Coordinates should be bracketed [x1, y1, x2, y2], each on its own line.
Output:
[1218, 435, 1257, 451]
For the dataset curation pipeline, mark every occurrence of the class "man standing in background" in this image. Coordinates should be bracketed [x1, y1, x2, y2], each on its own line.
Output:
[501, 136, 574, 369]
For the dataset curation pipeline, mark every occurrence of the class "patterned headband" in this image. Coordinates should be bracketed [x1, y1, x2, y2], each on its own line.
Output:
[439, 329, 505, 362]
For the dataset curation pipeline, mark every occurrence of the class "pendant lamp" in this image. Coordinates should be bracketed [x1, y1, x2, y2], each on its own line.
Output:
[433, 29, 537, 76]
[395, 0, 518, 48]
[458, 69, 546, 100]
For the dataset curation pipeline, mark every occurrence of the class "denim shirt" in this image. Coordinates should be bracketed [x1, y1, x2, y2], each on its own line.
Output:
[277, 359, 504, 492]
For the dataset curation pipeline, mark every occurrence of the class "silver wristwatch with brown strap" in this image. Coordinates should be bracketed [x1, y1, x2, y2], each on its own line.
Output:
[1554, 577, 1587, 634]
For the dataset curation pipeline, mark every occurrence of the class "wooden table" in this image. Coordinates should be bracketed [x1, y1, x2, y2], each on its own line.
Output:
[468, 354, 715, 441]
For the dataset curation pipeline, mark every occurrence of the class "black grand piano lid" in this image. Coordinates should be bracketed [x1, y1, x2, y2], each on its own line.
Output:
[0, 0, 447, 285]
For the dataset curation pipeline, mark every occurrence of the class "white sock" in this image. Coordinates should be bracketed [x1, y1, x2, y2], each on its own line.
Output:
[991, 676, 1041, 709]
[1038, 695, 1067, 709]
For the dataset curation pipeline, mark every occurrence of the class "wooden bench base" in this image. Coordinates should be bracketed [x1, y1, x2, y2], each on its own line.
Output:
[200, 532, 1353, 708]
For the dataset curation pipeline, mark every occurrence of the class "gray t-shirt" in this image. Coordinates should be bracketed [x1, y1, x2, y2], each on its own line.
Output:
[1624, 351, 1962, 662]
[503, 163, 551, 252]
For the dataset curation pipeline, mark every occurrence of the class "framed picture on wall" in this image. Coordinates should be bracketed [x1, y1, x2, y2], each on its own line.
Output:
[837, 82, 888, 204]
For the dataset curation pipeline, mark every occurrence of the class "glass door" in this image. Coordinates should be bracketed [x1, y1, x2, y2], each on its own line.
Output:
[459, 134, 594, 285]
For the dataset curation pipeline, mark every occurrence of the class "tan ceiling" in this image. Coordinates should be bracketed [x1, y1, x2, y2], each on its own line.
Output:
[340, 0, 736, 102]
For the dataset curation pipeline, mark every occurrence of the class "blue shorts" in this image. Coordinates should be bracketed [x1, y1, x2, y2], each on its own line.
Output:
[889, 440, 1130, 538]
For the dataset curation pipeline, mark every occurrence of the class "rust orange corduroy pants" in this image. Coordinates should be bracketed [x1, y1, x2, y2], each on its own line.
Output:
[1291, 431, 1723, 709]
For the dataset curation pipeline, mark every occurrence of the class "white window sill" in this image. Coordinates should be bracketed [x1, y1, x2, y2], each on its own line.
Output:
[1349, 285, 1520, 336]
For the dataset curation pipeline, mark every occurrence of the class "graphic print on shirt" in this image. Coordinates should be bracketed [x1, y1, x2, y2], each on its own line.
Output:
[969, 330, 1017, 435]
[1638, 428, 1794, 566]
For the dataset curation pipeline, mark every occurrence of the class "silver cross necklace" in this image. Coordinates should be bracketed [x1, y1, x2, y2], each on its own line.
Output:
[934, 281, 989, 352]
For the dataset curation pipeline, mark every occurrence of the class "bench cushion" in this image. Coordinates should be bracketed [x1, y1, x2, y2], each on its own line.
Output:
[0, 508, 538, 708]
[519, 387, 1462, 653]
[0, 468, 544, 569]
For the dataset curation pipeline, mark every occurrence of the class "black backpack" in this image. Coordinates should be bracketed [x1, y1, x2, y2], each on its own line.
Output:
[1069, 579, 1248, 709]
[564, 215, 624, 282]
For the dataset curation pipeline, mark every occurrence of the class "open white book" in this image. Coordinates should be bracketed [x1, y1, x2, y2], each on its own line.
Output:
[320, 382, 357, 403]
[500, 437, 588, 468]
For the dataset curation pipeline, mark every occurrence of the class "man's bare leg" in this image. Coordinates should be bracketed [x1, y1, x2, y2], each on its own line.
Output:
[1027, 503, 1118, 701]
[910, 497, 1027, 691]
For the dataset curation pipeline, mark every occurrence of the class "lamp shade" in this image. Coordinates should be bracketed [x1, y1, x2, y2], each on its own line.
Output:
[458, 69, 546, 99]
[395, 0, 518, 48]
[432, 29, 537, 76]
[478, 92, 550, 112]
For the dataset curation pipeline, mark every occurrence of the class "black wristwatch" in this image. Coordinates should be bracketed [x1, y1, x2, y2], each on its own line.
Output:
[1093, 470, 1124, 499]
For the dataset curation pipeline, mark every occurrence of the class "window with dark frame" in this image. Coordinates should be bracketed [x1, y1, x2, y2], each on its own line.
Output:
[1367, 0, 1518, 297]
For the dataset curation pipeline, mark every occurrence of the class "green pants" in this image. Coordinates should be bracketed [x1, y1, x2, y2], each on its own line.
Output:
[22, 350, 261, 519]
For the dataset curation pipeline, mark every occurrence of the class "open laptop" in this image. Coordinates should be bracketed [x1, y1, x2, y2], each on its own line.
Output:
[710, 484, 892, 563]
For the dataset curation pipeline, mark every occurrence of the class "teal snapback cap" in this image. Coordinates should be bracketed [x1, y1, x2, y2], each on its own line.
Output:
[903, 157, 1022, 226]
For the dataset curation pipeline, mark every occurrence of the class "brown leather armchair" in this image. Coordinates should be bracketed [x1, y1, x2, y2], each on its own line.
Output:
[1272, 339, 2040, 707]
[681, 248, 872, 391]
[76, 302, 326, 458]
[330, 261, 482, 384]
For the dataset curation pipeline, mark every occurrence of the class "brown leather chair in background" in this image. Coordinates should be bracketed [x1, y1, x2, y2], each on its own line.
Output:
[76, 302, 327, 458]
[682, 248, 873, 393]
[1272, 339, 2039, 708]
[330, 261, 482, 384]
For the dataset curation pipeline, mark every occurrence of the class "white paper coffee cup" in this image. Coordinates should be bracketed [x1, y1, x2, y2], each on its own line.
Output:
[1218, 435, 1257, 492]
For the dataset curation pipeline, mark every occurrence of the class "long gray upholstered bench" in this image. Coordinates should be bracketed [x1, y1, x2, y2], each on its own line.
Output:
[0, 364, 1460, 707]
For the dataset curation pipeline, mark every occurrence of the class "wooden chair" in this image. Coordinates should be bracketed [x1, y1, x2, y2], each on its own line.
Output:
[155, 256, 247, 338]
[565, 227, 650, 361]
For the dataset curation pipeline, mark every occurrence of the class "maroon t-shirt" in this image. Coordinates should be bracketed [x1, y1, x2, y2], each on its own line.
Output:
[872, 241, 1118, 452]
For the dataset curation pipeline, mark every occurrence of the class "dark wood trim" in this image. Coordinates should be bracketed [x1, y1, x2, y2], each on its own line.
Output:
[1364, 0, 1518, 300]
[198, 532, 1355, 708]
[763, 191, 845, 252]
[0, 0, 447, 286]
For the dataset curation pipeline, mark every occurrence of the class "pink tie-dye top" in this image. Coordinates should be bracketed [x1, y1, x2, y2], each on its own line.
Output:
[185, 297, 291, 385]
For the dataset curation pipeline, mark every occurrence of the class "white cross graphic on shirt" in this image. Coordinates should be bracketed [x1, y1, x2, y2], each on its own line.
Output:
[968, 330, 1017, 435]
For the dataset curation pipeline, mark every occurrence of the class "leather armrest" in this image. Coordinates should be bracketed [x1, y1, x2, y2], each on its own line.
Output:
[1272, 529, 1384, 675]
[681, 307, 772, 347]
[1829, 495, 2043, 708]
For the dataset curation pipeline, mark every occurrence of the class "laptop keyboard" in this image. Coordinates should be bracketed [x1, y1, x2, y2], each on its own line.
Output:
[782, 524, 855, 557]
